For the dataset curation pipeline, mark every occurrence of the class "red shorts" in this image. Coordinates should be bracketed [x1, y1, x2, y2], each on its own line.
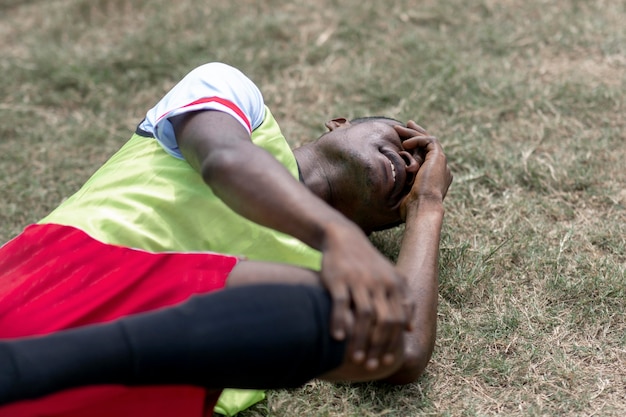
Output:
[0, 223, 239, 417]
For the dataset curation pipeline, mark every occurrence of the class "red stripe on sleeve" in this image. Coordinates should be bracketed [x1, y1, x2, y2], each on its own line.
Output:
[157, 96, 252, 132]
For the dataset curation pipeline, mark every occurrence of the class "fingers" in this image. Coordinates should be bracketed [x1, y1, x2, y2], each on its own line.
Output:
[320, 225, 410, 374]
[394, 125, 440, 158]
[328, 283, 351, 341]
[402, 135, 440, 152]
[347, 275, 408, 371]
[395, 127, 438, 148]
[394, 125, 446, 164]
[349, 286, 373, 364]
[407, 120, 428, 135]
[367, 287, 407, 369]
[394, 120, 427, 139]
[394, 125, 425, 142]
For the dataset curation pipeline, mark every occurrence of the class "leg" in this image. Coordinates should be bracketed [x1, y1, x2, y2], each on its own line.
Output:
[0, 284, 345, 405]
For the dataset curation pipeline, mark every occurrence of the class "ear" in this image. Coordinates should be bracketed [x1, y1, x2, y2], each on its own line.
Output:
[324, 117, 350, 131]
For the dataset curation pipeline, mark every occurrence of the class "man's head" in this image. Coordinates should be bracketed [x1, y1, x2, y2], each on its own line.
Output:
[295, 117, 423, 234]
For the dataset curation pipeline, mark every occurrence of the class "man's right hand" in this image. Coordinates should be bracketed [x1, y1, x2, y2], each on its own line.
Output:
[394, 121, 453, 219]
[319, 221, 412, 371]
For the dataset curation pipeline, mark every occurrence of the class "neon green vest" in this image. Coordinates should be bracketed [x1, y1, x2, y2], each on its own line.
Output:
[40, 107, 322, 270]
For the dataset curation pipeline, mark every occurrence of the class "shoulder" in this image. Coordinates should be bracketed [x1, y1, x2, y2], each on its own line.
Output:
[185, 63, 262, 104]
[171, 62, 266, 130]
[141, 62, 268, 158]
[188, 62, 250, 80]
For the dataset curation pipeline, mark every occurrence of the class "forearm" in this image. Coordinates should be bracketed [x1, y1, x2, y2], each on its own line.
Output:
[201, 141, 354, 250]
[387, 198, 444, 384]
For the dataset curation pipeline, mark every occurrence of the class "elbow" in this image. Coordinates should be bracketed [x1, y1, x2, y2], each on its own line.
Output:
[382, 340, 434, 385]
[383, 355, 429, 385]
[322, 333, 435, 386]
[197, 149, 241, 186]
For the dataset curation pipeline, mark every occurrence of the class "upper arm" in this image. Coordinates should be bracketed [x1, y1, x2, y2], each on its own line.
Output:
[170, 110, 253, 173]
[139, 62, 265, 159]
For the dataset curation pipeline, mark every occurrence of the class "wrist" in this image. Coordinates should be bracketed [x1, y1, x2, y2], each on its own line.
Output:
[405, 197, 444, 220]
[319, 217, 365, 252]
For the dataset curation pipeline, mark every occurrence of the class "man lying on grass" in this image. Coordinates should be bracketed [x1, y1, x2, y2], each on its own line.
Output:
[0, 62, 452, 417]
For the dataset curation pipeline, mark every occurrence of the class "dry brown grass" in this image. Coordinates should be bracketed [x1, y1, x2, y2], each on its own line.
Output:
[1, 0, 624, 415]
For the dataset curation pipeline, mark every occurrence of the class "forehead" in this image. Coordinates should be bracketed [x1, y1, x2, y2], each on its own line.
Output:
[353, 118, 403, 129]
[376, 119, 404, 128]
[348, 119, 403, 142]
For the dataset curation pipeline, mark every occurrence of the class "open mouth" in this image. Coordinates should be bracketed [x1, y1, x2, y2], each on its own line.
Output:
[383, 150, 423, 208]
[382, 152, 405, 207]
[388, 158, 396, 183]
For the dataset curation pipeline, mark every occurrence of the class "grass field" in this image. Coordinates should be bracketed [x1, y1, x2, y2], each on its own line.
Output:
[1, 0, 624, 415]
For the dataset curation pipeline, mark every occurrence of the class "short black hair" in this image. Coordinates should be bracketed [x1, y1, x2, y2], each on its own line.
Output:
[349, 116, 403, 125]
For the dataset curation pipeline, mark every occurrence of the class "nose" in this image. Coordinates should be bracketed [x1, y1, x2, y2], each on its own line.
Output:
[398, 150, 419, 186]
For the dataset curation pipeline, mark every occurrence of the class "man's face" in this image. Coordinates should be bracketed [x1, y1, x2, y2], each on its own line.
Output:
[317, 118, 423, 233]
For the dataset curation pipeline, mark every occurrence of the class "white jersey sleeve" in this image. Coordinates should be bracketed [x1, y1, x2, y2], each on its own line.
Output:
[138, 62, 265, 159]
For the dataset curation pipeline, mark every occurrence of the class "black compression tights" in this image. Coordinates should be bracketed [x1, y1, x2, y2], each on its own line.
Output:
[0, 284, 346, 405]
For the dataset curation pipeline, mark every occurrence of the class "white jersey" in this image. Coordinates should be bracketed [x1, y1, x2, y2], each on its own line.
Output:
[138, 62, 266, 159]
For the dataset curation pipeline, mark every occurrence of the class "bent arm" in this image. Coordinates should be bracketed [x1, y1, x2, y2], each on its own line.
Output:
[384, 199, 444, 384]
[315, 200, 444, 385]
[172, 110, 354, 251]
[383, 124, 453, 384]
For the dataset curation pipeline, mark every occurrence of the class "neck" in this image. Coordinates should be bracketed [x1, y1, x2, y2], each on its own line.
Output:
[293, 144, 334, 205]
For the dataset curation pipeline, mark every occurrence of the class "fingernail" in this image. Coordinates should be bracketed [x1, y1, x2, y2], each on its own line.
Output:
[383, 353, 395, 365]
[366, 358, 379, 370]
[353, 350, 365, 363]
[334, 330, 345, 340]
